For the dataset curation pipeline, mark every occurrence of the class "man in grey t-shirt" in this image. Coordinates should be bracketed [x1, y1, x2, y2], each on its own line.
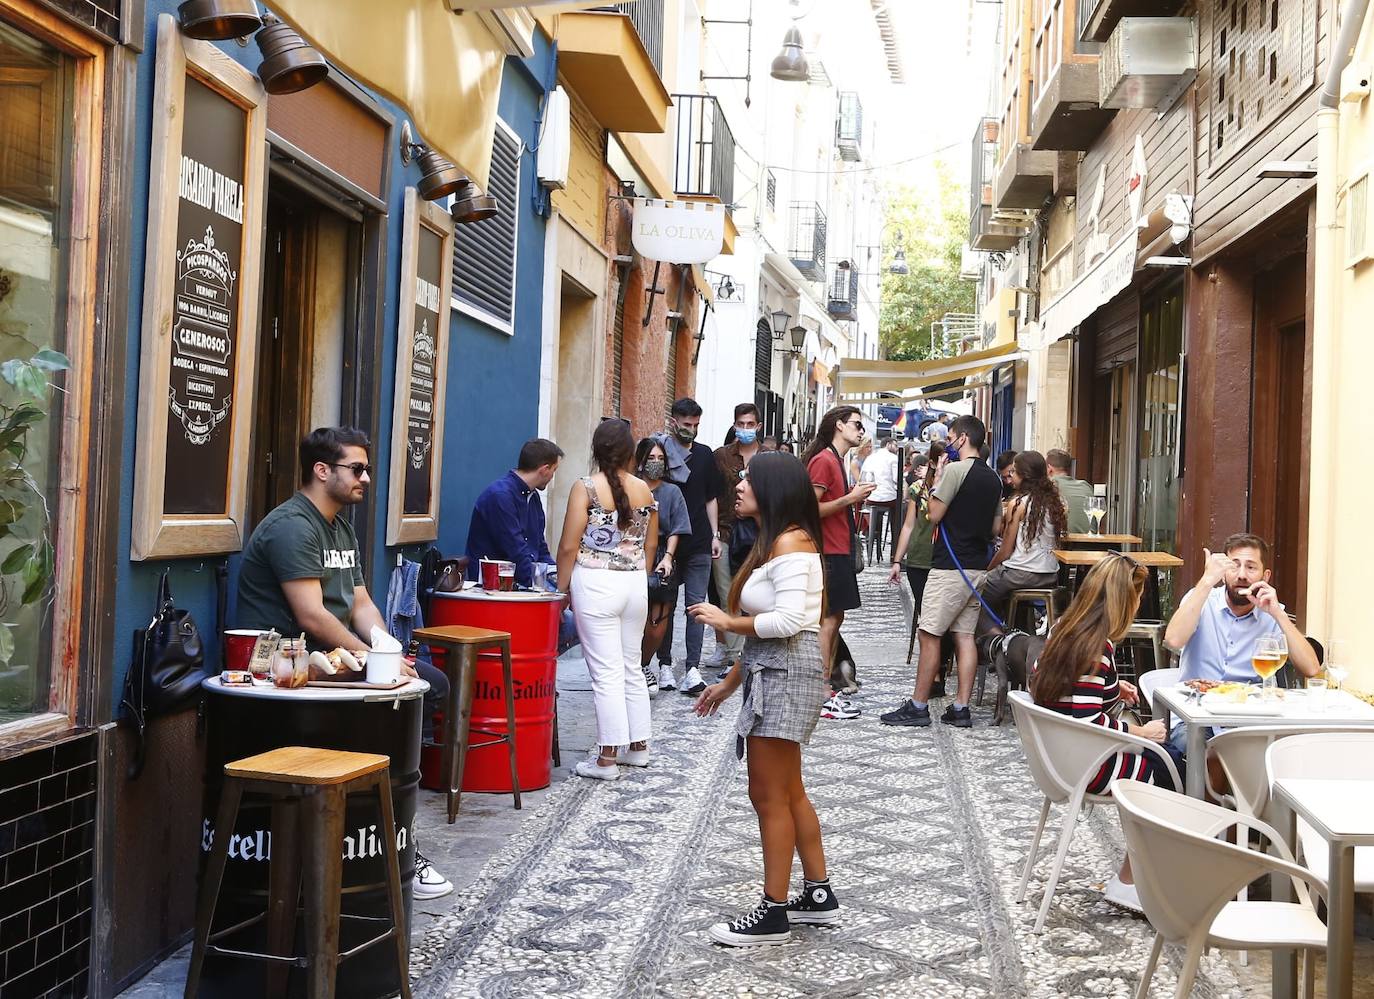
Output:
[1046, 449, 1093, 534]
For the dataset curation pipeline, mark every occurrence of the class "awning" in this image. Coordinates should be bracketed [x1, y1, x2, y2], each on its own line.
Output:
[833, 342, 1022, 402]
[269, 1, 513, 189]
[1032, 230, 1136, 350]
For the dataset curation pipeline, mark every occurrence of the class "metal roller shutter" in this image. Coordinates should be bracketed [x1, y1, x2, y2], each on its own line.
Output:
[453, 122, 520, 328]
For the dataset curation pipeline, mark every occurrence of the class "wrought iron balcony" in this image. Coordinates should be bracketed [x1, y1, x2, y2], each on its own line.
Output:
[969, 119, 1023, 251]
[827, 265, 859, 319]
[606, 0, 664, 75]
[788, 203, 827, 281]
[835, 92, 863, 162]
[673, 95, 735, 206]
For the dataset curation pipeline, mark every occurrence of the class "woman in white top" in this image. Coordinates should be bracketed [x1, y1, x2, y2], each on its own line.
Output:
[688, 452, 836, 947]
[976, 450, 1067, 654]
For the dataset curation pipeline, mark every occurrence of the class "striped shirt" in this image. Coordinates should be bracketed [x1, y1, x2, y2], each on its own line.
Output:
[1034, 643, 1149, 794]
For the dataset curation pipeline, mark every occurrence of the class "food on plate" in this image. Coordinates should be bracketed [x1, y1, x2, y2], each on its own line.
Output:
[307, 647, 366, 675]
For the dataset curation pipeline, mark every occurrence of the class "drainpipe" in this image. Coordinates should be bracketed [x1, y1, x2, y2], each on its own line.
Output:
[1309, 0, 1368, 639]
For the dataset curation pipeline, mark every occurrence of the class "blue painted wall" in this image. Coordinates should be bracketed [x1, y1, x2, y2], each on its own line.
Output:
[109, 4, 551, 710]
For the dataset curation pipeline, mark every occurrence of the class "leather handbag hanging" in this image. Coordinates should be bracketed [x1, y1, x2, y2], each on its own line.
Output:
[120, 570, 207, 779]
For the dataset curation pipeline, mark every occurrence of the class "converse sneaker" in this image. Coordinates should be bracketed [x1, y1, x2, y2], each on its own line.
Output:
[573, 758, 621, 780]
[820, 694, 861, 720]
[786, 879, 840, 925]
[413, 852, 454, 900]
[642, 665, 659, 698]
[680, 666, 708, 695]
[615, 747, 650, 767]
[940, 703, 973, 728]
[880, 700, 931, 727]
[657, 662, 677, 691]
[707, 895, 791, 947]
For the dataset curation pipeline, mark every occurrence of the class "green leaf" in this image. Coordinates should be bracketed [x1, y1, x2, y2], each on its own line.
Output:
[0, 624, 14, 666]
[16, 365, 47, 400]
[28, 349, 70, 373]
[0, 359, 25, 389]
[0, 500, 23, 527]
[21, 570, 46, 606]
[1, 544, 32, 574]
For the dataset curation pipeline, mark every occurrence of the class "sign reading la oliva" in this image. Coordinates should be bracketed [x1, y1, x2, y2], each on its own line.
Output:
[631, 198, 725, 265]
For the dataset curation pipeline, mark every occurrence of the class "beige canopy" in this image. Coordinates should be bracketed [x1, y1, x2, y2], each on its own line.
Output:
[834, 342, 1022, 405]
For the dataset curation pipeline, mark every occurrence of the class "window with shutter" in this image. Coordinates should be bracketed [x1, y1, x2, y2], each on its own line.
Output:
[754, 319, 772, 390]
[612, 294, 626, 418]
[452, 119, 520, 333]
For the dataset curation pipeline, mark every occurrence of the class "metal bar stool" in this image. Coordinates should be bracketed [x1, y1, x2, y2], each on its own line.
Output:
[1120, 619, 1171, 685]
[184, 747, 410, 999]
[412, 624, 521, 821]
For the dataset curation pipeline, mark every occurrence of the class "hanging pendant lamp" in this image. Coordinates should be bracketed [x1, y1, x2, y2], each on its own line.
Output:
[177, 0, 262, 40]
[257, 14, 329, 94]
[770, 25, 809, 82]
[451, 180, 499, 224]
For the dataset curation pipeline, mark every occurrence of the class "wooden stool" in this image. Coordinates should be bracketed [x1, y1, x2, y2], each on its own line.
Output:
[184, 747, 410, 999]
[412, 625, 521, 821]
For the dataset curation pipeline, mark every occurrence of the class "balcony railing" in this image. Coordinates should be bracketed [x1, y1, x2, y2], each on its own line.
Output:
[788, 203, 827, 281]
[827, 265, 859, 319]
[673, 94, 735, 206]
[613, 0, 664, 76]
[835, 92, 863, 162]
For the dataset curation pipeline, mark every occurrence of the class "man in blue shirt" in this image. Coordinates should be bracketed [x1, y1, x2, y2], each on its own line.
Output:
[466, 438, 563, 588]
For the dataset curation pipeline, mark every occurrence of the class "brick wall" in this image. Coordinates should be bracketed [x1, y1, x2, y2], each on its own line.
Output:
[0, 730, 96, 998]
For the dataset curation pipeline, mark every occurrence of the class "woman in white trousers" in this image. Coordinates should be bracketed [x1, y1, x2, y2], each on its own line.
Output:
[557, 419, 658, 780]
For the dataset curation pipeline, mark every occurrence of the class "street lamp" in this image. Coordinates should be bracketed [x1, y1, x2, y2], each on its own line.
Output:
[889, 246, 909, 275]
[789, 325, 807, 354]
[770, 308, 792, 340]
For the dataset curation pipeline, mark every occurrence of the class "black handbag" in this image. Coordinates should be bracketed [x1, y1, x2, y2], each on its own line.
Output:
[120, 570, 208, 779]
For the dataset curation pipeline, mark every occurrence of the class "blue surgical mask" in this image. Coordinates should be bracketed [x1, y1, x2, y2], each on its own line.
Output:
[736, 427, 758, 445]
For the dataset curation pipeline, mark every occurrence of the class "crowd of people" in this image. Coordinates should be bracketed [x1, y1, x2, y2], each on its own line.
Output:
[230, 405, 1313, 946]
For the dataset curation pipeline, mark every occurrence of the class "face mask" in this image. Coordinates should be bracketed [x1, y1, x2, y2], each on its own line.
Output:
[735, 427, 758, 445]
[642, 459, 667, 480]
[674, 424, 697, 443]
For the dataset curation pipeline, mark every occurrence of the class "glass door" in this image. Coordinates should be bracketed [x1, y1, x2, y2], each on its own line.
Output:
[1136, 283, 1185, 610]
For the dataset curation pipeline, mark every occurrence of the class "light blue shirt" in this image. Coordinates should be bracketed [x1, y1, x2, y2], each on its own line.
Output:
[1177, 586, 1284, 684]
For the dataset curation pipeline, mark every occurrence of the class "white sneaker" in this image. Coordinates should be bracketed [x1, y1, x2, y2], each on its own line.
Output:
[821, 694, 861, 720]
[1103, 875, 1144, 914]
[615, 748, 650, 767]
[574, 758, 621, 781]
[680, 667, 708, 695]
[641, 665, 658, 698]
[413, 852, 454, 900]
[658, 663, 677, 691]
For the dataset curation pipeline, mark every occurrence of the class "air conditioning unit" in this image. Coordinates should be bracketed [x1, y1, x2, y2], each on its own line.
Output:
[1100, 17, 1198, 111]
[536, 86, 571, 191]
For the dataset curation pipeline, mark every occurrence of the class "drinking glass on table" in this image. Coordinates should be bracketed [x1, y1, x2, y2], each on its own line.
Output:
[1252, 635, 1285, 701]
[1084, 496, 1106, 535]
[1327, 639, 1350, 692]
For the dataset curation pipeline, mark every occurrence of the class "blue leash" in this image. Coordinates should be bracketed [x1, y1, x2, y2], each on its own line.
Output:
[939, 527, 1005, 629]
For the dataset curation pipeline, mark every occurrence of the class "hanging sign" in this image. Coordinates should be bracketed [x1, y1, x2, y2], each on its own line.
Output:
[631, 199, 725, 264]
[132, 15, 267, 559]
[387, 189, 454, 544]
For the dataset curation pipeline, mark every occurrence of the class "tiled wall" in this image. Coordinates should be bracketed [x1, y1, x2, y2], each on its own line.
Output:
[0, 730, 96, 998]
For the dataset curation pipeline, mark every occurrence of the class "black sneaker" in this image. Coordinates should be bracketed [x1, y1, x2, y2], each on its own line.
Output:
[708, 895, 791, 947]
[941, 703, 973, 728]
[786, 880, 840, 925]
[879, 700, 931, 727]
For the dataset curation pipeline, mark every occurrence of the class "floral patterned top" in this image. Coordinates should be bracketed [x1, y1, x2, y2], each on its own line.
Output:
[576, 476, 656, 571]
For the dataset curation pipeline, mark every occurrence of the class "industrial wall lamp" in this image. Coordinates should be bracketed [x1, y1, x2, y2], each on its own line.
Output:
[177, 0, 260, 39]
[176, 3, 328, 96]
[400, 122, 499, 223]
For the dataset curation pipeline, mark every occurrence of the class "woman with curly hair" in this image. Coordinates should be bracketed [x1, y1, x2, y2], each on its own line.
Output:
[976, 450, 1067, 657]
[556, 420, 658, 780]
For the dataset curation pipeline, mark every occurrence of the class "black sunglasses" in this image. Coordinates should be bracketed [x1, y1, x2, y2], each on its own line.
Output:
[329, 462, 373, 478]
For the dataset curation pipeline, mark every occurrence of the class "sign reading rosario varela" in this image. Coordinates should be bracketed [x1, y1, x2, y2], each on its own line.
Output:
[631, 199, 724, 264]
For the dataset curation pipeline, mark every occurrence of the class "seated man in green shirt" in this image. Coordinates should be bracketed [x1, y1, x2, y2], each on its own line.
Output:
[1046, 448, 1093, 535]
[236, 426, 454, 900]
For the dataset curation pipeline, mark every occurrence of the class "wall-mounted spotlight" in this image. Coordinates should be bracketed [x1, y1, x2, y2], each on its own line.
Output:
[399, 121, 497, 220]
[178, 0, 262, 40]
[256, 13, 328, 94]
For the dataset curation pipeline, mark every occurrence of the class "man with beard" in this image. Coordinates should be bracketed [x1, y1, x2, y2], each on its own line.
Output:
[237, 426, 455, 900]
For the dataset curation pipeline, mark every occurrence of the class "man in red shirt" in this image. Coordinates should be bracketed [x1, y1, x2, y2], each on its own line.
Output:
[801, 406, 875, 681]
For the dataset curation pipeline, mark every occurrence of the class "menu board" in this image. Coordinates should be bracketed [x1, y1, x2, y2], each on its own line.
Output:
[403, 227, 443, 515]
[163, 78, 246, 514]
[387, 190, 453, 545]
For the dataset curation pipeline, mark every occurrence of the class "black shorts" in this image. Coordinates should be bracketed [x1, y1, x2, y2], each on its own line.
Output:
[822, 554, 862, 613]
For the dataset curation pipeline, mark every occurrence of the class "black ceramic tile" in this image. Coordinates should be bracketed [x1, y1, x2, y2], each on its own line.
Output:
[8, 952, 60, 996]
[5, 937, 37, 977]
[32, 926, 61, 967]
[0, 819, 15, 855]
[54, 888, 78, 924]
[33, 834, 63, 874]
[49, 736, 92, 775]
[27, 898, 58, 936]
[15, 805, 67, 851]
[47, 856, 87, 897]
[54, 942, 86, 986]
[60, 914, 88, 953]
[0, 910, 28, 950]
[0, 870, 50, 919]
[6, 845, 37, 882]
[35, 776, 66, 811]
[65, 793, 93, 828]
[0, 784, 41, 826]
[61, 764, 95, 798]
[0, 747, 54, 788]
[62, 823, 92, 857]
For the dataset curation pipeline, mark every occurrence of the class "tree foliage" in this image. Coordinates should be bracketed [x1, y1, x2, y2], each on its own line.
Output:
[878, 161, 975, 361]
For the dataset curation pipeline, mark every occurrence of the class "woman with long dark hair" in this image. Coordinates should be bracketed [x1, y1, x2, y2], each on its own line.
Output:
[556, 420, 658, 780]
[1031, 553, 1177, 911]
[976, 450, 1068, 655]
[888, 441, 945, 613]
[635, 437, 692, 695]
[688, 452, 836, 946]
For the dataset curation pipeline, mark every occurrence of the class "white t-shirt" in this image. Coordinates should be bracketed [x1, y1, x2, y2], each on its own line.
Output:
[860, 448, 900, 502]
[1003, 496, 1060, 573]
[739, 552, 823, 637]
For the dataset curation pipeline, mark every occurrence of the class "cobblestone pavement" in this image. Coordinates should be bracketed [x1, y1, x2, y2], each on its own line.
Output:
[410, 572, 1247, 999]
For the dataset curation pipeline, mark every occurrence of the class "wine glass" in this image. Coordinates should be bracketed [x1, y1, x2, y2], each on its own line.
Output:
[1252, 635, 1284, 701]
[1327, 639, 1350, 692]
[1084, 496, 1106, 536]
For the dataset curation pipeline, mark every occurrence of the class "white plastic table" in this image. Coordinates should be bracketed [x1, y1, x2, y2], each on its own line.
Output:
[1150, 684, 1374, 798]
[1270, 778, 1374, 999]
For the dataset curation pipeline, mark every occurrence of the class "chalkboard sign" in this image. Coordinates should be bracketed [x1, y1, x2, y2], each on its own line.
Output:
[387, 190, 453, 545]
[133, 15, 267, 560]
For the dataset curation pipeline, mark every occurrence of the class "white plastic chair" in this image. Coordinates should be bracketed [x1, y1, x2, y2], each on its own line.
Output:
[1137, 666, 1180, 712]
[1266, 732, 1374, 893]
[1008, 690, 1182, 932]
[1114, 779, 1327, 999]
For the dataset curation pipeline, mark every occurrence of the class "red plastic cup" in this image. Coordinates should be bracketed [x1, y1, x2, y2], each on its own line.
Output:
[480, 558, 501, 591]
[224, 629, 266, 672]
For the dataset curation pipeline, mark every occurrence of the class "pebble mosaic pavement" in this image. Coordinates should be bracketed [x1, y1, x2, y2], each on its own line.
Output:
[410, 571, 1246, 999]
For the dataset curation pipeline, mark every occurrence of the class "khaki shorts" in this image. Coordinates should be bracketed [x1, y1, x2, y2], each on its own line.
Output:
[919, 568, 987, 636]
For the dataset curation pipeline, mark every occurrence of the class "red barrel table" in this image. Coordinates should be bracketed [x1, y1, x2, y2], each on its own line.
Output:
[428, 588, 562, 792]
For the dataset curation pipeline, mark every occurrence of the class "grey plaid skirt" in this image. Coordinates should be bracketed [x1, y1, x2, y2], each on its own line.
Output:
[735, 631, 828, 757]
